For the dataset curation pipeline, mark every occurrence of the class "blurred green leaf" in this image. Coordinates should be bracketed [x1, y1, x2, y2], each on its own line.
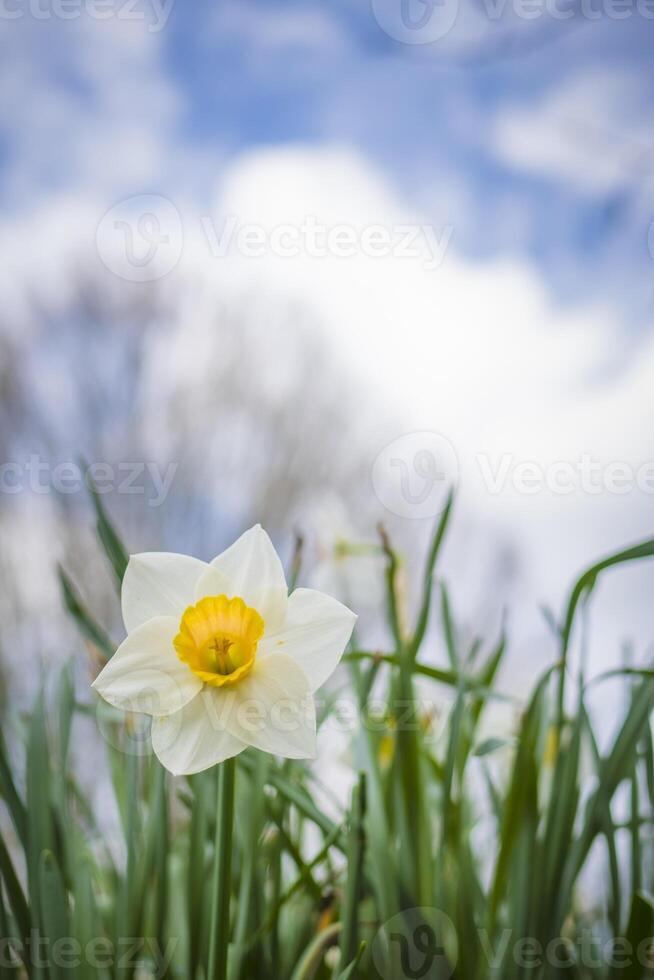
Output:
[473, 736, 510, 757]
[0, 726, 27, 848]
[58, 565, 115, 660]
[0, 831, 30, 963]
[410, 489, 454, 658]
[38, 850, 71, 980]
[339, 773, 366, 968]
[83, 459, 129, 586]
[619, 892, 654, 980]
[338, 942, 367, 979]
[289, 922, 341, 980]
[556, 537, 654, 733]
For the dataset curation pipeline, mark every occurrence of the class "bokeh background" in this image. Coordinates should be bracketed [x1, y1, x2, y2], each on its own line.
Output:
[1, 0, 654, 718]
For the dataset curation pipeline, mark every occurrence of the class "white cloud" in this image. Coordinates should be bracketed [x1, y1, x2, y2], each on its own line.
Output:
[198, 144, 654, 682]
[492, 69, 654, 194]
[2, 138, 653, 696]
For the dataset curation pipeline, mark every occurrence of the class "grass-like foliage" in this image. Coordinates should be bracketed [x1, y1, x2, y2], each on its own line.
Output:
[1, 491, 654, 978]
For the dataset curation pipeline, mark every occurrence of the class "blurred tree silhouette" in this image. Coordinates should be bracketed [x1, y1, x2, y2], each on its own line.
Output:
[0, 266, 376, 703]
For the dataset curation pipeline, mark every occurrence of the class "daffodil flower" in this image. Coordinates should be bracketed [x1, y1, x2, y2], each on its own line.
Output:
[92, 525, 356, 775]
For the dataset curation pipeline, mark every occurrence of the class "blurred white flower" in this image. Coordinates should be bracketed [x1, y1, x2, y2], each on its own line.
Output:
[92, 525, 356, 775]
[302, 494, 385, 616]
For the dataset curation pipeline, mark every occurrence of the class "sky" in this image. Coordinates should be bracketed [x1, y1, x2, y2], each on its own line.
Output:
[3, 0, 654, 322]
[1, 0, 654, 706]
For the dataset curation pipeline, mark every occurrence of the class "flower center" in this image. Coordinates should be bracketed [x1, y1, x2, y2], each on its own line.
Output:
[173, 594, 264, 687]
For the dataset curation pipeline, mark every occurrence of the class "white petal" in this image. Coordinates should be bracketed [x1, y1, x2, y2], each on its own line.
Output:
[151, 691, 246, 775]
[192, 565, 233, 602]
[206, 525, 287, 632]
[92, 617, 201, 716]
[217, 653, 316, 759]
[259, 588, 356, 693]
[122, 552, 208, 633]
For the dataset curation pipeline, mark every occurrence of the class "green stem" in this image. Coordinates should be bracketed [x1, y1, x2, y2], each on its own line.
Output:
[207, 757, 236, 980]
[339, 773, 366, 967]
